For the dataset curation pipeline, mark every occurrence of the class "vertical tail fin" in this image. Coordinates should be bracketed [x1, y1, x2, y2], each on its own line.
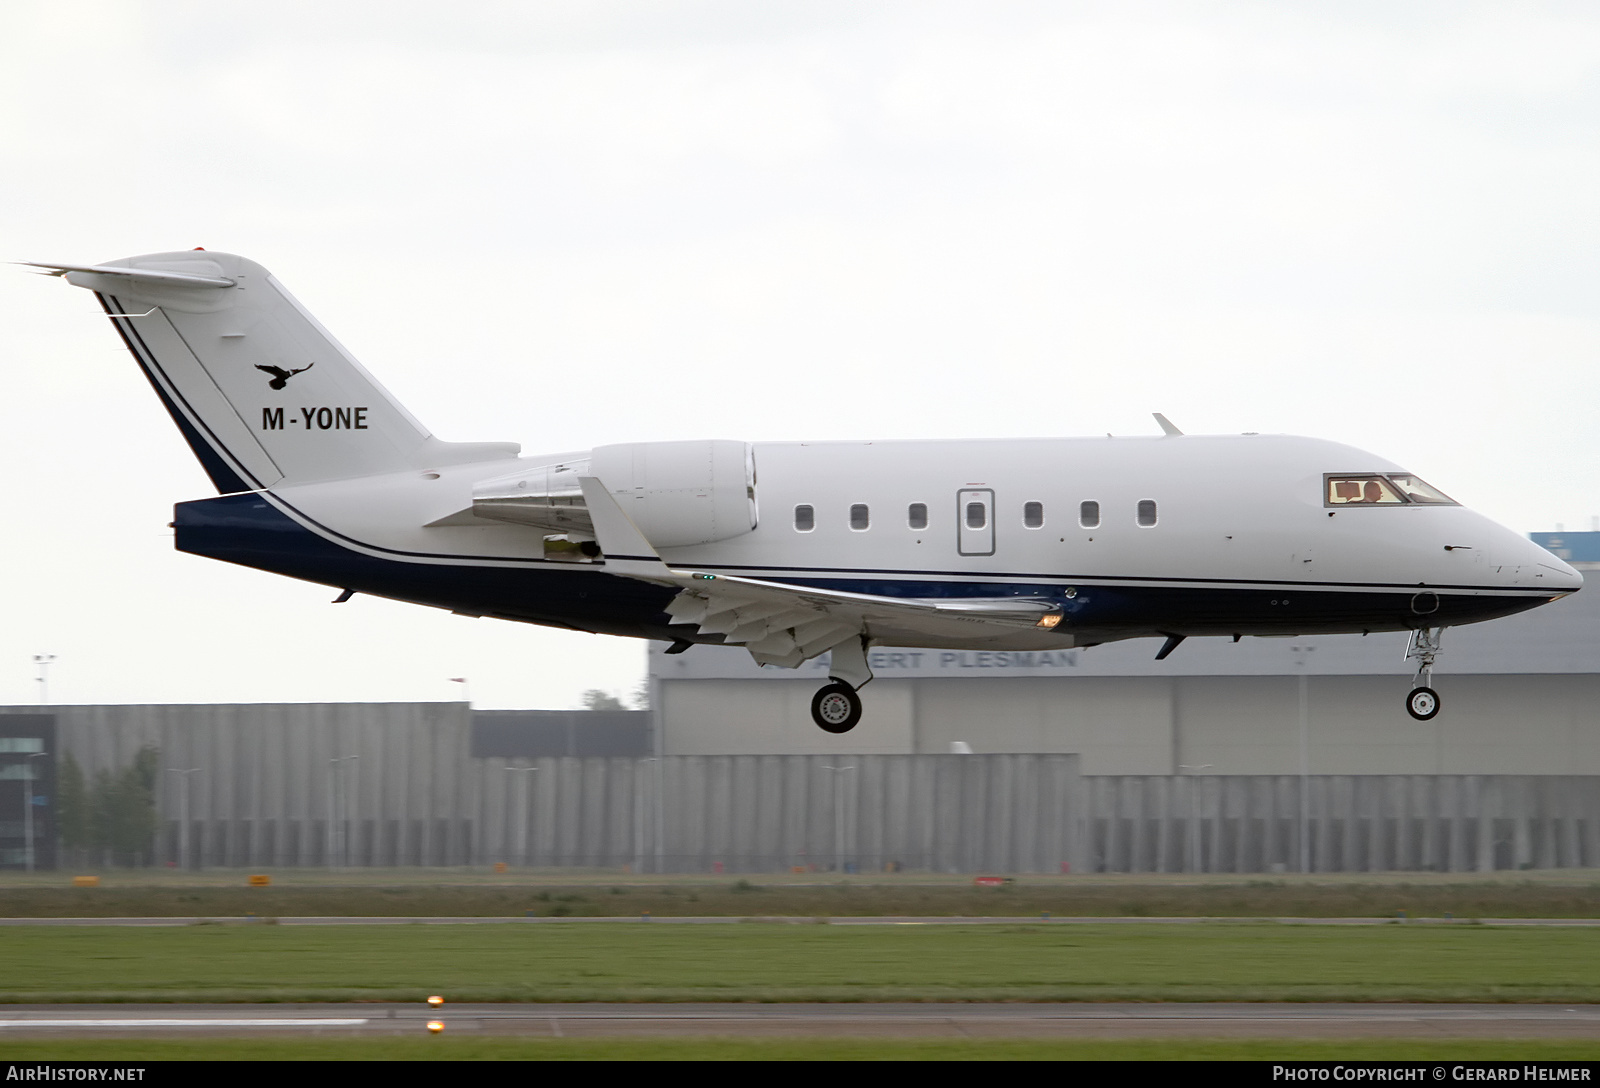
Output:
[48, 251, 517, 491]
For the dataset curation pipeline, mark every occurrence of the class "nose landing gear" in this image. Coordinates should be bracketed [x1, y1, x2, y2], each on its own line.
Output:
[1406, 685, 1440, 720]
[1404, 627, 1444, 721]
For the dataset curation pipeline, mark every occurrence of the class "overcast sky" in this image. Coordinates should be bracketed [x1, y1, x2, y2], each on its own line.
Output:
[3, 1, 1598, 708]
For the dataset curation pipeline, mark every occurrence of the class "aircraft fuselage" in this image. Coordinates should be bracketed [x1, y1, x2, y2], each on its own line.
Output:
[176, 432, 1575, 650]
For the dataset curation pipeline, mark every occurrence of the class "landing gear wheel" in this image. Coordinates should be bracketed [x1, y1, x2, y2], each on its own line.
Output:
[1406, 686, 1440, 721]
[811, 682, 862, 734]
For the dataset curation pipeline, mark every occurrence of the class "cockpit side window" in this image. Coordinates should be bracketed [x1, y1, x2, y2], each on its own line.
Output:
[1386, 475, 1456, 505]
[1324, 474, 1457, 507]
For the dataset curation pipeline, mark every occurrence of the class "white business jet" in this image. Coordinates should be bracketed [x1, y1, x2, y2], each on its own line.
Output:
[29, 251, 1581, 731]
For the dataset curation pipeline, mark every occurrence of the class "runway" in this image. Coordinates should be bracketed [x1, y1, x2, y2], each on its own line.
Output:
[1, 916, 1596, 926]
[0, 1004, 1595, 1038]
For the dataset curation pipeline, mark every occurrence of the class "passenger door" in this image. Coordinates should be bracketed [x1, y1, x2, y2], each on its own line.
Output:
[957, 488, 995, 556]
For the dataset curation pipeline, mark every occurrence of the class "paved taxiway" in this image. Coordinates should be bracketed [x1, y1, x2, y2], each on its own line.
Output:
[1, 916, 1597, 926]
[0, 1005, 1596, 1039]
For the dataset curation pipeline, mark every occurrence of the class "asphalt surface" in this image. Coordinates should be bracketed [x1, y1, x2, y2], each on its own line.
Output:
[0, 1004, 1596, 1038]
[1, 916, 1597, 926]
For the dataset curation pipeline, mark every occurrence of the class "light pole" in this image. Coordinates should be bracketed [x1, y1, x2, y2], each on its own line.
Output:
[1290, 644, 1316, 874]
[23, 752, 47, 872]
[32, 655, 55, 705]
[327, 756, 358, 870]
[822, 765, 856, 873]
[167, 768, 201, 870]
[503, 764, 538, 867]
[633, 758, 657, 875]
[653, 744, 666, 875]
[1178, 764, 1213, 873]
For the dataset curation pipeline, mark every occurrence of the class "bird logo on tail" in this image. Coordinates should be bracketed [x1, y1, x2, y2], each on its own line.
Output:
[255, 362, 314, 390]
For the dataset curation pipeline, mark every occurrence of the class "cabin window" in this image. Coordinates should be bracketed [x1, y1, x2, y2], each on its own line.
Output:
[794, 504, 815, 532]
[1079, 501, 1100, 528]
[965, 502, 987, 530]
[1137, 499, 1158, 527]
[908, 503, 928, 530]
[850, 504, 870, 531]
[1023, 501, 1044, 529]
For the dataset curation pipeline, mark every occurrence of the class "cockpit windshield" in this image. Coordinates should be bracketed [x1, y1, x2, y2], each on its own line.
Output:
[1386, 475, 1456, 504]
[1325, 474, 1457, 507]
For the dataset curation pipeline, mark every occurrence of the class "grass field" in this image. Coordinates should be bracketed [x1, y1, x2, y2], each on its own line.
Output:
[0, 1038, 1595, 1061]
[1, 871, 1597, 920]
[0, 922, 1595, 1003]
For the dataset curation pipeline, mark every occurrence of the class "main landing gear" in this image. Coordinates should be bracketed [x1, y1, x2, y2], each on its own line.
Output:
[811, 682, 862, 734]
[809, 635, 873, 734]
[1405, 627, 1444, 721]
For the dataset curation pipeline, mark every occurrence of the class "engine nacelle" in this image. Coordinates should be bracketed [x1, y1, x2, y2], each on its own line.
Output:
[468, 439, 757, 549]
[591, 440, 757, 548]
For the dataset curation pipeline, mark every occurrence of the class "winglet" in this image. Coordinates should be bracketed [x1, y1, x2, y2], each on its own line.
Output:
[577, 477, 679, 581]
[1153, 413, 1183, 436]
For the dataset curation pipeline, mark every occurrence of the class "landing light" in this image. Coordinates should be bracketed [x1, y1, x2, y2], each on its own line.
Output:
[1036, 612, 1063, 629]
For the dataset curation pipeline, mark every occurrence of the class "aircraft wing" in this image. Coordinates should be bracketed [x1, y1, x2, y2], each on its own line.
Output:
[662, 572, 1060, 667]
[578, 478, 1060, 669]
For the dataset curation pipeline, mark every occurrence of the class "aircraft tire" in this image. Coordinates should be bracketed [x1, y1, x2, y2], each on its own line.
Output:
[811, 682, 862, 733]
[1406, 686, 1441, 721]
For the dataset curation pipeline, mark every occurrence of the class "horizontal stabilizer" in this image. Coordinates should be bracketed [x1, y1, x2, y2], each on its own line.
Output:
[20, 261, 235, 288]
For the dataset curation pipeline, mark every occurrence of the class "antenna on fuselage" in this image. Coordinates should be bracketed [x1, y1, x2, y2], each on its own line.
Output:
[1153, 413, 1183, 436]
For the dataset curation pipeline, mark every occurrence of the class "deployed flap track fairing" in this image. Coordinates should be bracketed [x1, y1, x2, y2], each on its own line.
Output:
[32, 251, 1582, 733]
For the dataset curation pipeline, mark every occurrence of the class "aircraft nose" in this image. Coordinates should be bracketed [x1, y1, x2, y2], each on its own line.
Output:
[1543, 556, 1584, 592]
[1525, 537, 1584, 592]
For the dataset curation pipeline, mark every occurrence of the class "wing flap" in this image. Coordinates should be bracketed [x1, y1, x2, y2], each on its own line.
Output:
[581, 476, 1063, 670]
[661, 571, 1059, 665]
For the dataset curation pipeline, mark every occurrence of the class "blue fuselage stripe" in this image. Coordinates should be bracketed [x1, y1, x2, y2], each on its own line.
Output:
[175, 492, 1554, 643]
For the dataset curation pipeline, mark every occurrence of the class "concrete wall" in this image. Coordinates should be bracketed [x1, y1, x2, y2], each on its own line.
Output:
[6, 703, 1596, 873]
[1, 703, 470, 869]
[911, 677, 1175, 770]
[1083, 775, 1600, 874]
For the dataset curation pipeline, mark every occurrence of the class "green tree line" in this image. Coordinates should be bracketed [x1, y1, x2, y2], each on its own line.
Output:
[55, 747, 160, 867]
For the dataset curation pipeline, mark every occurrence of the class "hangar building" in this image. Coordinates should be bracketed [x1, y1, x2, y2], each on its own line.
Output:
[650, 560, 1600, 776]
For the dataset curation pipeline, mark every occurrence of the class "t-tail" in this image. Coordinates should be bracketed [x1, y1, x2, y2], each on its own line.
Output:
[28, 251, 518, 491]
